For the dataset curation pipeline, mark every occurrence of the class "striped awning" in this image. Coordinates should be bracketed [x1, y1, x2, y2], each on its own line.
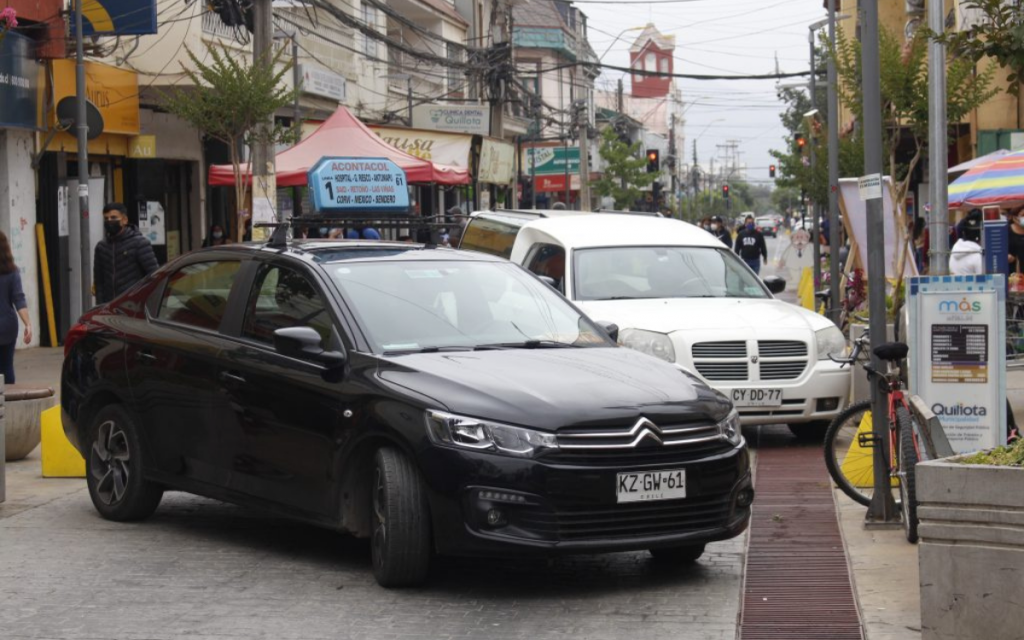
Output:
[949, 150, 1024, 209]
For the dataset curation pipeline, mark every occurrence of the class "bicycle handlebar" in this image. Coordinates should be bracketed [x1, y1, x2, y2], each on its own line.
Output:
[827, 334, 870, 367]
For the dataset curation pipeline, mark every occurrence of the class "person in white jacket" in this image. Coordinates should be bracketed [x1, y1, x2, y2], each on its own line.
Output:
[949, 210, 984, 276]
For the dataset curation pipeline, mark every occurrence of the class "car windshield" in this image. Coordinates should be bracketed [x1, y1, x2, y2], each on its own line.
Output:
[574, 246, 770, 301]
[327, 260, 612, 353]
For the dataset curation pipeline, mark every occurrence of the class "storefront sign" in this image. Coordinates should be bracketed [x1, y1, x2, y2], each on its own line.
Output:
[300, 64, 346, 102]
[909, 275, 1006, 453]
[478, 138, 515, 185]
[371, 126, 471, 168]
[308, 157, 410, 214]
[535, 174, 581, 192]
[128, 135, 156, 159]
[412, 104, 490, 136]
[523, 146, 580, 176]
[52, 59, 140, 135]
[82, 0, 158, 36]
[0, 33, 41, 130]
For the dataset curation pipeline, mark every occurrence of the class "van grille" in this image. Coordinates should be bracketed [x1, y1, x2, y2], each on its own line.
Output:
[759, 361, 807, 380]
[694, 362, 749, 381]
[692, 341, 748, 358]
[757, 340, 808, 358]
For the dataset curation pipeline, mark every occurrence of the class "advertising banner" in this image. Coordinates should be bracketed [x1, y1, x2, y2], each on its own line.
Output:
[52, 59, 140, 135]
[81, 0, 158, 36]
[371, 126, 471, 169]
[0, 33, 41, 130]
[412, 104, 490, 135]
[478, 138, 515, 185]
[908, 275, 1006, 453]
[522, 146, 580, 176]
[535, 174, 581, 192]
[308, 157, 410, 214]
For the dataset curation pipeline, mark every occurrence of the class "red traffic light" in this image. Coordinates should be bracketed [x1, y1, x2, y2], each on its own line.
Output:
[722, 184, 730, 197]
[647, 151, 658, 162]
[769, 164, 776, 178]
[795, 134, 806, 148]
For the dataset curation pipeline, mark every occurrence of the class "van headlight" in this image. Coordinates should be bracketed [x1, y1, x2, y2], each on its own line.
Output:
[426, 411, 559, 458]
[815, 326, 847, 360]
[619, 329, 676, 363]
[718, 409, 743, 446]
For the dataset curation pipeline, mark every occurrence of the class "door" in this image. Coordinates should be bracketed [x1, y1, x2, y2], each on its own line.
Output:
[220, 260, 350, 516]
[125, 259, 245, 486]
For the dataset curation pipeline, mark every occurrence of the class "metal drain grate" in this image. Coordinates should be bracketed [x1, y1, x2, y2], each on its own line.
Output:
[739, 445, 863, 640]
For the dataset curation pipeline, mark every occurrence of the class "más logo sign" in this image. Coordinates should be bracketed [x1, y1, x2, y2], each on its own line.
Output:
[939, 297, 982, 313]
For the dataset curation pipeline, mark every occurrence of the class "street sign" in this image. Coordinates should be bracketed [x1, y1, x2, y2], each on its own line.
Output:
[522, 146, 581, 176]
[908, 275, 1006, 453]
[307, 157, 410, 214]
[858, 173, 882, 201]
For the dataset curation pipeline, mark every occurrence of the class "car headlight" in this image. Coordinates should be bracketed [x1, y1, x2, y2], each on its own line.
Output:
[718, 409, 743, 446]
[619, 328, 676, 363]
[426, 411, 558, 458]
[815, 325, 847, 361]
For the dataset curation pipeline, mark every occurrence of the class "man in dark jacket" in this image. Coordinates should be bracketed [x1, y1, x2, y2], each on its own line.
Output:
[734, 214, 768, 274]
[93, 203, 159, 305]
[709, 215, 732, 246]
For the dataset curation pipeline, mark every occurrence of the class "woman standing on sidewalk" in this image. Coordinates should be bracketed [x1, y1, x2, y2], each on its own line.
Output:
[0, 231, 31, 384]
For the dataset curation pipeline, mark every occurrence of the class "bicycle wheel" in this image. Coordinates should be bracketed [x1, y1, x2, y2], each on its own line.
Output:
[895, 405, 920, 543]
[824, 400, 875, 506]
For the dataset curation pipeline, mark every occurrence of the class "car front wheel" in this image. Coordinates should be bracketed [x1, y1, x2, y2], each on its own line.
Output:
[85, 405, 163, 521]
[370, 447, 432, 588]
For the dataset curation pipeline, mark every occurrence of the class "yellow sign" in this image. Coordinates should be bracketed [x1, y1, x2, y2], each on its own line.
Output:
[128, 135, 156, 158]
[51, 59, 140, 135]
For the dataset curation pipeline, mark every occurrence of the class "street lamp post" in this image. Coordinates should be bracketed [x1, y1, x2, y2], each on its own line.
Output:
[599, 26, 646, 62]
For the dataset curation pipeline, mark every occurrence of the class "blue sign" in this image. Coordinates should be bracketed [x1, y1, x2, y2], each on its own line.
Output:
[308, 157, 410, 214]
[984, 221, 1009, 290]
[0, 33, 41, 130]
[82, 0, 158, 36]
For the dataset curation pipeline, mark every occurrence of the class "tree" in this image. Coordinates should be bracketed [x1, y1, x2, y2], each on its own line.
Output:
[833, 26, 996, 296]
[162, 43, 299, 242]
[591, 126, 656, 209]
[938, 0, 1024, 128]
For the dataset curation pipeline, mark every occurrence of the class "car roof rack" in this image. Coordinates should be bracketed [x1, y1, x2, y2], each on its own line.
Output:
[257, 215, 466, 249]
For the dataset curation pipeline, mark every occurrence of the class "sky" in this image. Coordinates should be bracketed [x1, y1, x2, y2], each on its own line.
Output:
[581, 0, 830, 187]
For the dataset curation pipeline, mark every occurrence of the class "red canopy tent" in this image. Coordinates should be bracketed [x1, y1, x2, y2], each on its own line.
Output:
[208, 106, 470, 187]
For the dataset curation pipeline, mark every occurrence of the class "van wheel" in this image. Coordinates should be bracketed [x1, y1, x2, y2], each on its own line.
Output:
[649, 543, 705, 564]
[370, 447, 431, 588]
[86, 405, 163, 521]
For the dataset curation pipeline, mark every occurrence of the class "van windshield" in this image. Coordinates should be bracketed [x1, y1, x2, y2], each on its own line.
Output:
[573, 246, 770, 301]
[328, 260, 612, 353]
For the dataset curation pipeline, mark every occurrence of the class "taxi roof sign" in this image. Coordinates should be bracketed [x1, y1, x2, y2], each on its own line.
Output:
[308, 157, 411, 214]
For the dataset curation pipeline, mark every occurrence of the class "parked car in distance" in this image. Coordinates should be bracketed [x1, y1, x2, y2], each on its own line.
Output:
[460, 212, 851, 438]
[755, 216, 778, 238]
[62, 238, 753, 588]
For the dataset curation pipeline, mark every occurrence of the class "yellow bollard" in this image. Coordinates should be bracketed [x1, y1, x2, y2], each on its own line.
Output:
[41, 406, 85, 478]
[799, 267, 815, 310]
[838, 410, 898, 488]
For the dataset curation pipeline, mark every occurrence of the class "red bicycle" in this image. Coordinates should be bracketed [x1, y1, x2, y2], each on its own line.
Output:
[823, 335, 923, 543]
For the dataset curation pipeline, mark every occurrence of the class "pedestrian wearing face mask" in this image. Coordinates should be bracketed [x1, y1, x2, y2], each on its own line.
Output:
[1006, 206, 1024, 269]
[734, 214, 768, 274]
[709, 215, 731, 246]
[92, 203, 159, 305]
[203, 224, 230, 247]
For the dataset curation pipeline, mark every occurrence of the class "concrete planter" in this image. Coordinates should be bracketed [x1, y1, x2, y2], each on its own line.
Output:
[3, 388, 57, 462]
[918, 458, 1024, 640]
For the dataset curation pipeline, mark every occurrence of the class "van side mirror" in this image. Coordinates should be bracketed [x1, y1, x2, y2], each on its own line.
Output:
[598, 321, 619, 342]
[537, 275, 564, 294]
[763, 276, 786, 295]
[273, 326, 346, 367]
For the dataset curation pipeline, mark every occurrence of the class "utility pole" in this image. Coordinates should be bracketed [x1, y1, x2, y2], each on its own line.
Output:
[928, 0, 948, 275]
[251, 0, 278, 233]
[493, 0, 514, 207]
[669, 113, 677, 214]
[862, 0, 900, 525]
[73, 0, 90, 317]
[810, 25, 822, 293]
[563, 135, 570, 206]
[692, 140, 699, 219]
[828, 0, 841, 322]
[291, 33, 302, 218]
[577, 101, 591, 211]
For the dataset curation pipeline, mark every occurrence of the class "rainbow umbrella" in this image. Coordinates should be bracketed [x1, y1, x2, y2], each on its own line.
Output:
[949, 149, 1024, 209]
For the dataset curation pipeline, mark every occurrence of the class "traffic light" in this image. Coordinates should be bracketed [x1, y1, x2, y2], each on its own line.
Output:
[794, 134, 806, 152]
[769, 164, 776, 178]
[722, 184, 730, 199]
[646, 149, 660, 173]
[652, 181, 664, 207]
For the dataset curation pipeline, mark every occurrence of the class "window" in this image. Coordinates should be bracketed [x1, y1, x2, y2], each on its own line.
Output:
[363, 4, 376, 57]
[459, 218, 520, 259]
[645, 53, 656, 72]
[659, 57, 669, 74]
[447, 42, 463, 94]
[158, 261, 242, 330]
[242, 265, 333, 346]
[525, 244, 567, 291]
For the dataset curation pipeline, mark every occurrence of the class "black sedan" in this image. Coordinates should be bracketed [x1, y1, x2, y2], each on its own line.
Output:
[62, 240, 753, 587]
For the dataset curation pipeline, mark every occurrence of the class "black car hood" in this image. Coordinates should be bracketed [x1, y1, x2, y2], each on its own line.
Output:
[376, 347, 730, 431]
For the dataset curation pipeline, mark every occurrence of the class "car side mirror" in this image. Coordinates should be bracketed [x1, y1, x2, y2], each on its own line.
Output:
[598, 321, 619, 342]
[273, 326, 346, 367]
[537, 275, 564, 294]
[763, 276, 786, 295]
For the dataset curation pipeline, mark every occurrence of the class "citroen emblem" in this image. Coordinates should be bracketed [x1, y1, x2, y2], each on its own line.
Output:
[633, 418, 664, 446]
